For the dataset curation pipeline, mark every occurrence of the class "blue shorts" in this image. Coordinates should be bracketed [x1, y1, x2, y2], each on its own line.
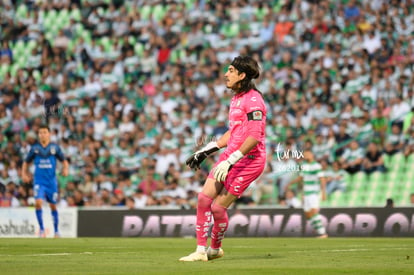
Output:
[34, 183, 58, 204]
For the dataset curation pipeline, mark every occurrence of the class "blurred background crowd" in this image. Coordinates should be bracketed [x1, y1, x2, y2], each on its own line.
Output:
[0, 0, 414, 209]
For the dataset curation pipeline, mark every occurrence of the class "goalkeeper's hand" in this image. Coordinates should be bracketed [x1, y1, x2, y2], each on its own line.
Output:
[186, 141, 220, 170]
[213, 150, 244, 182]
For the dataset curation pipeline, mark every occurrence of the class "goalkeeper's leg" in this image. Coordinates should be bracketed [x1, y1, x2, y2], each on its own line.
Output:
[210, 203, 228, 250]
[179, 192, 213, 262]
[208, 203, 228, 260]
[208, 187, 239, 260]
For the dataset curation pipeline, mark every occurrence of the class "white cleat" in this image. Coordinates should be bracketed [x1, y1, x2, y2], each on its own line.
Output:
[179, 251, 208, 262]
[207, 247, 224, 260]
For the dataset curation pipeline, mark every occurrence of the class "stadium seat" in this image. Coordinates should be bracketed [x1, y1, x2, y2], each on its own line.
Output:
[170, 49, 185, 64]
[406, 155, 414, 170]
[366, 190, 376, 206]
[385, 168, 399, 183]
[128, 36, 137, 45]
[67, 40, 77, 52]
[80, 30, 92, 44]
[99, 37, 112, 52]
[27, 40, 37, 52]
[45, 32, 55, 45]
[344, 172, 353, 184]
[375, 179, 389, 194]
[184, 0, 196, 9]
[0, 64, 9, 79]
[12, 40, 25, 55]
[388, 153, 405, 171]
[134, 43, 144, 57]
[356, 193, 369, 206]
[140, 5, 152, 20]
[16, 4, 28, 19]
[152, 4, 167, 22]
[47, 9, 58, 21]
[16, 55, 27, 68]
[346, 190, 359, 207]
[59, 9, 69, 20]
[227, 23, 240, 38]
[350, 172, 366, 191]
[74, 24, 85, 38]
[383, 154, 391, 167]
[320, 199, 331, 208]
[70, 8, 82, 21]
[43, 16, 54, 31]
[9, 64, 20, 77]
[329, 191, 348, 207]
[400, 189, 411, 206]
[55, 17, 66, 31]
[406, 167, 414, 182]
[254, 7, 269, 21]
[32, 70, 41, 83]
[369, 171, 382, 184]
[373, 192, 386, 206]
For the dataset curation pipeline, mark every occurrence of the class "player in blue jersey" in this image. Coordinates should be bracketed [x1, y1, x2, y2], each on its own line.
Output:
[22, 125, 69, 238]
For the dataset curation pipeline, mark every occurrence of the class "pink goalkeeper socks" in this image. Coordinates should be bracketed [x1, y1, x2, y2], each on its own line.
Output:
[196, 193, 213, 246]
[210, 203, 228, 249]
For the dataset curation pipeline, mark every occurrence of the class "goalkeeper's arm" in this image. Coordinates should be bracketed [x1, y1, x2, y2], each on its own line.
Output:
[186, 131, 230, 170]
[216, 130, 230, 149]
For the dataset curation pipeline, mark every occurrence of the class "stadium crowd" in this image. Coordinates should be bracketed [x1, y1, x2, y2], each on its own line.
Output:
[0, 0, 414, 209]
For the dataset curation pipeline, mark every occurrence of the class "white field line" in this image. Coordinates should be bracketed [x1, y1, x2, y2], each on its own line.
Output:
[290, 247, 413, 253]
[2, 251, 142, 257]
[2, 252, 93, 257]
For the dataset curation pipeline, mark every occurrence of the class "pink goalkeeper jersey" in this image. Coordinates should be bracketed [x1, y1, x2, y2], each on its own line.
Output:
[225, 89, 267, 160]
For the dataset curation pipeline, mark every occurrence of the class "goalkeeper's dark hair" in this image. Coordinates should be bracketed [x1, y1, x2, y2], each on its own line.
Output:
[230, 56, 262, 96]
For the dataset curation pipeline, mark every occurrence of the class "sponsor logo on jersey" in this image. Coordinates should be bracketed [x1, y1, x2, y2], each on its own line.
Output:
[253, 111, 262, 120]
[251, 96, 257, 102]
[247, 110, 263, 121]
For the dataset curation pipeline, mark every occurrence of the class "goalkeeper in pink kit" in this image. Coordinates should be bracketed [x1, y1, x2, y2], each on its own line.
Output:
[180, 56, 267, 262]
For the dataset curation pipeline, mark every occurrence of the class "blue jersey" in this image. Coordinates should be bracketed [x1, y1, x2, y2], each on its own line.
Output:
[25, 142, 65, 188]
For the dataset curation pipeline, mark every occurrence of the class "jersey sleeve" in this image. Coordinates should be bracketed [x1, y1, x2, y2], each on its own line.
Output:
[24, 146, 35, 163]
[316, 163, 324, 178]
[244, 92, 266, 141]
[56, 145, 65, 162]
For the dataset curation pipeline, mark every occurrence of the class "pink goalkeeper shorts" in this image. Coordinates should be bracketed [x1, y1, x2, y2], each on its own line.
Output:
[208, 152, 265, 197]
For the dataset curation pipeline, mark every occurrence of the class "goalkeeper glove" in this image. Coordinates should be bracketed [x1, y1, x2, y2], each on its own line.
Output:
[186, 141, 220, 170]
[213, 150, 244, 182]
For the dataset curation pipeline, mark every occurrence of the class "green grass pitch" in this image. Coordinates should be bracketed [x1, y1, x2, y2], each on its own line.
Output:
[0, 238, 413, 274]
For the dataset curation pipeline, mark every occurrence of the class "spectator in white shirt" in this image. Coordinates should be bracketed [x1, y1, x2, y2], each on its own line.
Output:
[340, 140, 364, 174]
[362, 31, 381, 56]
[389, 97, 410, 130]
